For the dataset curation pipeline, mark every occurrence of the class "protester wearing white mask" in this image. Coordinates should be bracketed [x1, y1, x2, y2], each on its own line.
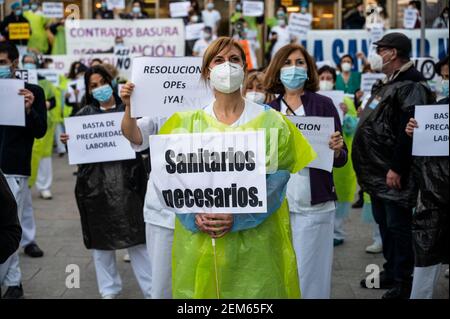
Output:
[202, 1, 221, 35]
[335, 55, 361, 94]
[270, 10, 291, 59]
[193, 26, 215, 57]
[121, 37, 314, 298]
[242, 71, 271, 105]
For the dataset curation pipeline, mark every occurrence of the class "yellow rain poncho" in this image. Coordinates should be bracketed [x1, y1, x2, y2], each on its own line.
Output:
[29, 79, 57, 186]
[23, 11, 50, 54]
[158, 107, 316, 299]
[333, 97, 358, 205]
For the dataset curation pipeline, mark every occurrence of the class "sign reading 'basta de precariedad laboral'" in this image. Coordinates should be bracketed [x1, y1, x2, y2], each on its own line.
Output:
[149, 131, 267, 214]
[131, 56, 214, 118]
[412, 105, 449, 157]
[65, 112, 136, 165]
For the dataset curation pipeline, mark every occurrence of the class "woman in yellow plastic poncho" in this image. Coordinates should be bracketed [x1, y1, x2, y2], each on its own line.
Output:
[121, 37, 316, 299]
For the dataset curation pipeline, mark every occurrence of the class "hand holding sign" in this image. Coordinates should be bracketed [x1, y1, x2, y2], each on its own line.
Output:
[405, 118, 418, 137]
[196, 213, 234, 238]
[18, 88, 34, 114]
[329, 131, 344, 158]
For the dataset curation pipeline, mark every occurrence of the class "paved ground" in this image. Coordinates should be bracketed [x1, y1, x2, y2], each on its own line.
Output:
[3, 154, 449, 299]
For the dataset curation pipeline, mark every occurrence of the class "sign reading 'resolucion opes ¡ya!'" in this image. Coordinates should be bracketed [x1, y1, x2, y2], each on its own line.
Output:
[131, 57, 214, 118]
[64, 112, 136, 165]
[412, 105, 449, 157]
[149, 131, 268, 214]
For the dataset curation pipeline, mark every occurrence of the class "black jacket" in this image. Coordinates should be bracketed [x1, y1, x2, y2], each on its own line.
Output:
[0, 170, 21, 264]
[0, 13, 30, 46]
[352, 63, 436, 207]
[74, 103, 147, 250]
[0, 82, 47, 176]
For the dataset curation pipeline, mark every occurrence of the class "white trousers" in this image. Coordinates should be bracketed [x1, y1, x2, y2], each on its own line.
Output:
[291, 210, 335, 299]
[145, 223, 174, 299]
[0, 176, 28, 286]
[92, 244, 152, 298]
[372, 224, 382, 245]
[20, 185, 36, 247]
[35, 157, 52, 192]
[54, 123, 66, 154]
[410, 264, 442, 299]
[334, 202, 351, 241]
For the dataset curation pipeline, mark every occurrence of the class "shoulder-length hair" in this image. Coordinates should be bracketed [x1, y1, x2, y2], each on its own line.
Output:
[264, 44, 319, 95]
[84, 65, 121, 107]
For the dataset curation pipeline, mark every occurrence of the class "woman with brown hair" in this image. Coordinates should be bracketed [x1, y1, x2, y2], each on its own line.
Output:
[121, 37, 316, 298]
[242, 70, 274, 105]
[264, 44, 347, 299]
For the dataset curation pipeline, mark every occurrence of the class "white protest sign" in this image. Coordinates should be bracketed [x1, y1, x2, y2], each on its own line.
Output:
[64, 112, 136, 165]
[318, 90, 345, 124]
[67, 78, 85, 103]
[288, 13, 312, 39]
[131, 56, 214, 118]
[106, 0, 125, 10]
[42, 2, 64, 18]
[287, 116, 334, 172]
[243, 1, 264, 17]
[185, 23, 205, 41]
[15, 69, 38, 85]
[37, 69, 63, 86]
[369, 24, 384, 44]
[361, 73, 386, 93]
[65, 19, 185, 56]
[412, 105, 449, 157]
[403, 8, 418, 29]
[0, 79, 25, 127]
[169, 1, 190, 18]
[149, 131, 267, 213]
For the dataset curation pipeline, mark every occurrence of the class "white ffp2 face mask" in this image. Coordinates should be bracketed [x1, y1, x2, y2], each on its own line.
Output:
[368, 50, 393, 72]
[245, 91, 266, 104]
[319, 80, 334, 91]
[341, 62, 352, 72]
[209, 62, 245, 94]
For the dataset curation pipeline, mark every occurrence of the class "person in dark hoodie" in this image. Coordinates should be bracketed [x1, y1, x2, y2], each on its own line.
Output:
[0, 41, 47, 299]
[59, 65, 151, 299]
[0, 2, 31, 47]
[353, 32, 435, 299]
[405, 55, 449, 299]
[0, 170, 22, 298]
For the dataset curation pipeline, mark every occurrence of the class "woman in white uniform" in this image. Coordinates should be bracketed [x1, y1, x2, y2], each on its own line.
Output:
[265, 44, 347, 299]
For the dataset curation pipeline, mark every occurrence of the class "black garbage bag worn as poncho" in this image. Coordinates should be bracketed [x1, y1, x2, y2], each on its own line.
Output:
[352, 63, 435, 208]
[411, 97, 449, 267]
[74, 103, 147, 250]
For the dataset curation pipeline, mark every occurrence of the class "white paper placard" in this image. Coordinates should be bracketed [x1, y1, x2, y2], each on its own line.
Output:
[149, 131, 267, 213]
[317, 90, 345, 124]
[0, 79, 25, 127]
[169, 1, 191, 18]
[361, 73, 386, 93]
[369, 23, 385, 44]
[106, 0, 125, 10]
[15, 69, 38, 85]
[131, 56, 214, 118]
[288, 13, 312, 38]
[403, 8, 418, 29]
[42, 2, 64, 18]
[64, 112, 136, 165]
[243, 1, 264, 17]
[287, 116, 335, 172]
[412, 105, 449, 156]
[185, 23, 205, 41]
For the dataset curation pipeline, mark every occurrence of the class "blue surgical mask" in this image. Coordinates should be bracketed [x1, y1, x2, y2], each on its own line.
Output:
[23, 5, 30, 11]
[92, 84, 113, 103]
[15, 9, 23, 16]
[442, 79, 449, 98]
[23, 63, 37, 70]
[132, 7, 141, 14]
[0, 65, 12, 79]
[280, 66, 308, 90]
[31, 4, 38, 11]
